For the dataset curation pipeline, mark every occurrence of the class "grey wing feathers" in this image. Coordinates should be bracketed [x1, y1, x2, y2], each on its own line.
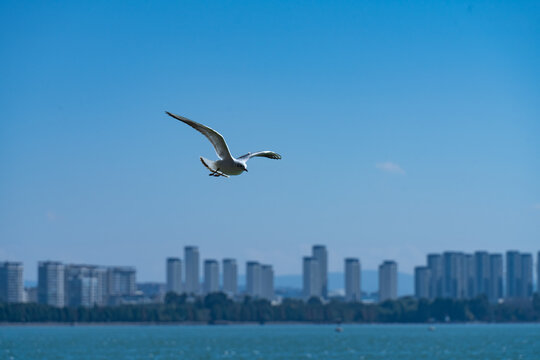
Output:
[166, 111, 232, 160]
[238, 151, 282, 161]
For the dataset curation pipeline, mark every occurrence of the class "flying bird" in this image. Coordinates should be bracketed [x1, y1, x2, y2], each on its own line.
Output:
[166, 111, 281, 177]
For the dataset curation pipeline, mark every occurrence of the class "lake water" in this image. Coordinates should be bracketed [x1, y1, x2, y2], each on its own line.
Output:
[1, 324, 539, 359]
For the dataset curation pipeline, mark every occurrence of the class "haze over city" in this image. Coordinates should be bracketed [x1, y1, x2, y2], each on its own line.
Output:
[1, 1, 539, 284]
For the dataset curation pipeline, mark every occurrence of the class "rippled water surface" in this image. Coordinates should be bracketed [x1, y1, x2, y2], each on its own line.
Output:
[1, 324, 539, 359]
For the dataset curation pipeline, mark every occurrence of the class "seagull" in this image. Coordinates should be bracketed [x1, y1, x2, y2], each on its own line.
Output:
[166, 111, 281, 177]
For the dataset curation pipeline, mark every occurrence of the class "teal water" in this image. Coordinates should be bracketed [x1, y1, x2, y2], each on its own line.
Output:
[1, 324, 539, 359]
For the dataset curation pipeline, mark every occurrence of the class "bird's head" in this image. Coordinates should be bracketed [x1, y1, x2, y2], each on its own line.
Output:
[236, 161, 248, 172]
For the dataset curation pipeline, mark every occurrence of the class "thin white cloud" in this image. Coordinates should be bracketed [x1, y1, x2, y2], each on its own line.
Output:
[46, 210, 57, 221]
[376, 161, 405, 175]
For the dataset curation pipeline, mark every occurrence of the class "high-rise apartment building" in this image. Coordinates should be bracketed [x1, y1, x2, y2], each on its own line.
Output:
[344, 258, 361, 302]
[107, 267, 136, 296]
[246, 261, 261, 297]
[378, 260, 397, 302]
[302, 257, 320, 299]
[506, 251, 522, 299]
[222, 259, 237, 296]
[0, 262, 23, 303]
[64, 264, 101, 307]
[184, 246, 200, 295]
[506, 251, 533, 299]
[442, 252, 454, 298]
[312, 245, 328, 299]
[474, 251, 490, 297]
[261, 265, 274, 301]
[93, 267, 108, 305]
[414, 266, 430, 299]
[464, 254, 475, 298]
[489, 254, 503, 302]
[423, 251, 508, 302]
[38, 261, 65, 307]
[203, 260, 219, 294]
[521, 253, 533, 299]
[427, 254, 443, 299]
[443, 252, 469, 299]
[166, 258, 182, 294]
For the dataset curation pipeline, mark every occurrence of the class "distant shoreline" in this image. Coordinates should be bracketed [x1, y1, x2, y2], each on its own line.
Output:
[3, 295, 539, 323]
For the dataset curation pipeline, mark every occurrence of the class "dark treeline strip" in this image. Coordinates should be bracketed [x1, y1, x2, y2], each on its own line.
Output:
[1, 293, 540, 323]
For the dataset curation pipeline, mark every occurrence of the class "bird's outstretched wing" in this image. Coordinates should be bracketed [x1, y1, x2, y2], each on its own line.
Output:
[166, 111, 232, 160]
[237, 151, 282, 162]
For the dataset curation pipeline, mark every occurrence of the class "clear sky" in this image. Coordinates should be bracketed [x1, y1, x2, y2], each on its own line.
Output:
[1, 0, 539, 282]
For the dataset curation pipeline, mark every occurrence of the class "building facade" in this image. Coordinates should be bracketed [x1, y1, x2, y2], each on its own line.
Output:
[344, 258, 361, 302]
[261, 265, 274, 301]
[465, 254, 475, 298]
[427, 254, 443, 299]
[414, 266, 430, 299]
[246, 261, 261, 297]
[64, 264, 102, 307]
[420, 251, 512, 302]
[222, 258, 237, 296]
[505, 251, 533, 299]
[0, 262, 24, 303]
[203, 260, 219, 294]
[474, 251, 490, 297]
[38, 261, 65, 307]
[506, 251, 521, 298]
[521, 253, 533, 299]
[488, 254, 503, 302]
[184, 246, 200, 295]
[107, 266, 136, 297]
[379, 260, 397, 302]
[166, 258, 182, 294]
[443, 252, 469, 299]
[302, 257, 320, 299]
[312, 245, 328, 299]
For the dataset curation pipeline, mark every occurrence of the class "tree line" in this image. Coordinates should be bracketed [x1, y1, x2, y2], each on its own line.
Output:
[1, 292, 539, 323]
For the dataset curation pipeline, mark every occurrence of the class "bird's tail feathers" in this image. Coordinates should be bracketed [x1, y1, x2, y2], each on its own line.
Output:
[200, 157, 218, 172]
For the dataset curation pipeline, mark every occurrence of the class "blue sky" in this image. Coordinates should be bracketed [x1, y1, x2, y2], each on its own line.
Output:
[1, 1, 539, 282]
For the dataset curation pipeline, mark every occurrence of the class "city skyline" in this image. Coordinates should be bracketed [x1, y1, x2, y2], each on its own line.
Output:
[7, 242, 540, 284]
[2, 246, 540, 310]
[3, 246, 539, 296]
[6, 247, 540, 287]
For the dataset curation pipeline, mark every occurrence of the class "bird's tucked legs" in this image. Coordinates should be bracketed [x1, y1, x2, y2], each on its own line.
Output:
[200, 158, 229, 178]
[208, 168, 229, 178]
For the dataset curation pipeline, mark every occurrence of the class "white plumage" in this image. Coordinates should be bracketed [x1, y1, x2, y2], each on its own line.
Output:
[166, 111, 281, 177]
